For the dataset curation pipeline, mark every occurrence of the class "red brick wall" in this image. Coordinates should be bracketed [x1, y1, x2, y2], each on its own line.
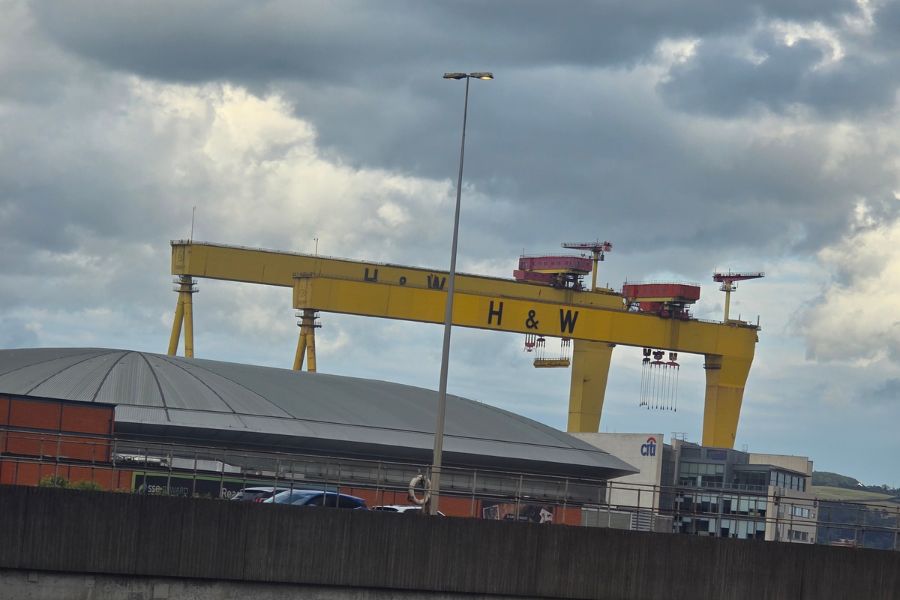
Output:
[0, 396, 113, 461]
[0, 458, 132, 490]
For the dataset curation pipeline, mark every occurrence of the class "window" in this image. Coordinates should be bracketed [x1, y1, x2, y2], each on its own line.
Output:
[681, 447, 701, 459]
[698, 495, 719, 514]
[721, 496, 734, 514]
[735, 470, 767, 489]
[791, 506, 813, 519]
[734, 519, 752, 539]
[681, 462, 724, 476]
[720, 518, 734, 538]
[337, 495, 365, 509]
[694, 518, 715, 535]
[789, 529, 809, 542]
[293, 492, 324, 506]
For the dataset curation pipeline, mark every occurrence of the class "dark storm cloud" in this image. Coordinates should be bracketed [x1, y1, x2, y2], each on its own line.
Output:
[458, 71, 896, 260]
[660, 33, 900, 117]
[276, 61, 897, 273]
[31, 0, 857, 85]
[22, 0, 886, 266]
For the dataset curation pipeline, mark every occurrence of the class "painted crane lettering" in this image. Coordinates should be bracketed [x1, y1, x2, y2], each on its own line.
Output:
[427, 274, 447, 290]
[364, 268, 379, 282]
[487, 301, 504, 326]
[525, 310, 539, 329]
[559, 309, 579, 334]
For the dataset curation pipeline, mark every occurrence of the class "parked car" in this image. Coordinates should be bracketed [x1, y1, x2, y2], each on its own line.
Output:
[230, 486, 290, 502]
[372, 505, 444, 516]
[264, 489, 367, 509]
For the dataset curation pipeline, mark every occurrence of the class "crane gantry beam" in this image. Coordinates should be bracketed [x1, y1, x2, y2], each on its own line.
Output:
[171, 241, 624, 308]
[169, 240, 760, 448]
[292, 274, 758, 448]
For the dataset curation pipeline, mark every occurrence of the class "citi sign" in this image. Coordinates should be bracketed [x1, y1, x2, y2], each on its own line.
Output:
[640, 437, 658, 457]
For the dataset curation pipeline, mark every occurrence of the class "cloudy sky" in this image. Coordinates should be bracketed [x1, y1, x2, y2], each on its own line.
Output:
[2, 1, 898, 486]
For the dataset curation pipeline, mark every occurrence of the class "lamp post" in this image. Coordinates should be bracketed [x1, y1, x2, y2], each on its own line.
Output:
[429, 71, 493, 516]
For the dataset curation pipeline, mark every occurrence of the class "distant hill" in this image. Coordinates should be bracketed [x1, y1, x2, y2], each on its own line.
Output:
[810, 485, 898, 502]
[812, 471, 900, 502]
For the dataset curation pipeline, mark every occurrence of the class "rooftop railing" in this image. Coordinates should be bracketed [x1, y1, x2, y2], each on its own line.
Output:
[0, 425, 896, 550]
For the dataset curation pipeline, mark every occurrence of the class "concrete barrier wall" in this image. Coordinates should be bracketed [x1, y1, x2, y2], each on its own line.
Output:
[0, 485, 897, 600]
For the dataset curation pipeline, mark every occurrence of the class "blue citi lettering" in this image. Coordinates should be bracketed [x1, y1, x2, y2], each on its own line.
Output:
[640, 438, 657, 457]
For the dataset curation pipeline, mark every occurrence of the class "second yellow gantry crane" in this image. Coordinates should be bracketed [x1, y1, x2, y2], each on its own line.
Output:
[168, 240, 760, 448]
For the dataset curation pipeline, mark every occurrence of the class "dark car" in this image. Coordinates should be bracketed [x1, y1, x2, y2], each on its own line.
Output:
[230, 486, 290, 503]
[264, 489, 367, 509]
[372, 505, 444, 516]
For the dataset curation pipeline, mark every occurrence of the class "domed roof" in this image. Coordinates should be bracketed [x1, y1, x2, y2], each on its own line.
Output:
[0, 347, 635, 478]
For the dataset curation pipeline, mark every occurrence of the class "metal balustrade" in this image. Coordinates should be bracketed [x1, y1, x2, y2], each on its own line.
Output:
[0, 425, 896, 550]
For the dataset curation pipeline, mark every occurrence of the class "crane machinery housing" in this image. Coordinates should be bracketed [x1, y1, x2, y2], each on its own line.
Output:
[168, 240, 761, 449]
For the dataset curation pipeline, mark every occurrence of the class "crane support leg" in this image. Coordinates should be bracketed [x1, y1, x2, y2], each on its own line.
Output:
[702, 354, 752, 448]
[293, 329, 307, 370]
[566, 341, 614, 432]
[293, 309, 318, 372]
[168, 275, 196, 357]
[183, 280, 195, 358]
[167, 294, 185, 356]
[305, 311, 318, 373]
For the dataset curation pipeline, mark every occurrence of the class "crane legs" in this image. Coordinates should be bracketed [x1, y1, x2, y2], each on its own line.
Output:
[293, 309, 318, 372]
[167, 276, 196, 358]
[702, 354, 752, 448]
[167, 293, 184, 356]
[567, 343, 752, 449]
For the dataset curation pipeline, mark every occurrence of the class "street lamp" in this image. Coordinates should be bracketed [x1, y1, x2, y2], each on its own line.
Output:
[430, 71, 493, 516]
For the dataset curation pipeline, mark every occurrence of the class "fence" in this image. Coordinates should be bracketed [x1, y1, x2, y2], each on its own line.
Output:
[0, 424, 897, 550]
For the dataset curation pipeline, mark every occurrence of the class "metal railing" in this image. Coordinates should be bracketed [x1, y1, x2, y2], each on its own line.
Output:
[1, 425, 897, 550]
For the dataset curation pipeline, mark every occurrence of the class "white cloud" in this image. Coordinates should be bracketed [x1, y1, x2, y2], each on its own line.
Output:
[123, 81, 458, 260]
[803, 217, 900, 364]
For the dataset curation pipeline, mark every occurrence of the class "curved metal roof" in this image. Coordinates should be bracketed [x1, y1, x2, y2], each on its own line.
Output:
[0, 347, 635, 479]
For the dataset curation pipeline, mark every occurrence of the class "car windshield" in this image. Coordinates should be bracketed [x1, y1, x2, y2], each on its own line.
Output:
[270, 490, 318, 504]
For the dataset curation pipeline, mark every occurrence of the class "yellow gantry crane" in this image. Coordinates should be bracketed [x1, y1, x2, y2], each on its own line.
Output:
[168, 240, 760, 448]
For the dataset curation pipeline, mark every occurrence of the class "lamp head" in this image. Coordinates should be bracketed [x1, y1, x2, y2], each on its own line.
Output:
[470, 72, 494, 80]
[443, 72, 467, 80]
